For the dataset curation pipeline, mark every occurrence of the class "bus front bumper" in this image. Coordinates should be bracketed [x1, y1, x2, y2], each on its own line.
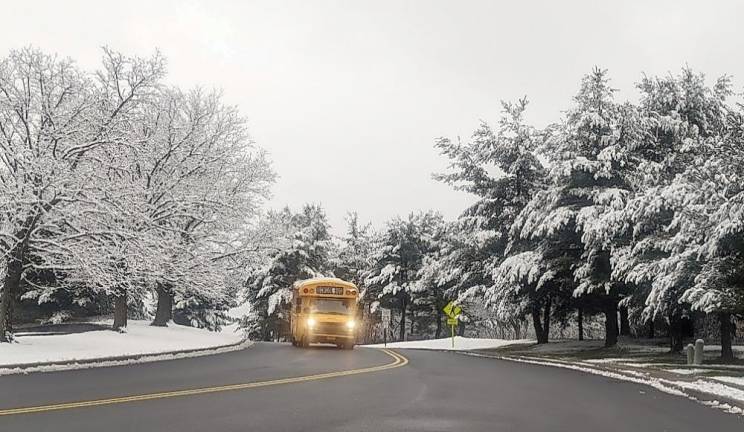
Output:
[307, 333, 355, 344]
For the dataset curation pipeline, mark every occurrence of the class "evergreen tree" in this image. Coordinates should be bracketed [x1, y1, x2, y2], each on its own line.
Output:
[244, 204, 333, 341]
[612, 70, 736, 353]
[513, 69, 646, 347]
[435, 98, 547, 341]
[365, 211, 442, 341]
[334, 212, 375, 289]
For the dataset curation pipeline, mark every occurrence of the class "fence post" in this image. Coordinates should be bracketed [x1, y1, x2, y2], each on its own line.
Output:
[686, 344, 694, 365]
[693, 339, 704, 365]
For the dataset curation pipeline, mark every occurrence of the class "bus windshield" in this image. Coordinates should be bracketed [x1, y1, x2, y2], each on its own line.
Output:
[309, 298, 353, 315]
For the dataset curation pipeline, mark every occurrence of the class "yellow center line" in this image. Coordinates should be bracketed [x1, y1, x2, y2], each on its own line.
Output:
[0, 349, 408, 417]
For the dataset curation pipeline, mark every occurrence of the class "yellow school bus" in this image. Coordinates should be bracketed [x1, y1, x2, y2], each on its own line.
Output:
[290, 277, 359, 349]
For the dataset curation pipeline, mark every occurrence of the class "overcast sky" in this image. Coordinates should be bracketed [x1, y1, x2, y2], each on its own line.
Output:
[2, 0, 743, 234]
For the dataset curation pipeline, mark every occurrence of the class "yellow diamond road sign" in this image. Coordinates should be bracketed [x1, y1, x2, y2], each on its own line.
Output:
[443, 301, 462, 349]
[443, 301, 462, 319]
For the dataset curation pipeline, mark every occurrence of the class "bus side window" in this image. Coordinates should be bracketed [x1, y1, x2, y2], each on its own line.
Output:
[295, 299, 301, 314]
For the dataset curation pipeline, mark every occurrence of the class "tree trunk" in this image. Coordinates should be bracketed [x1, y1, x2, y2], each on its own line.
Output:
[0, 286, 13, 343]
[604, 300, 618, 347]
[511, 320, 522, 340]
[542, 294, 552, 342]
[720, 312, 735, 362]
[410, 307, 416, 337]
[532, 295, 551, 344]
[619, 306, 631, 336]
[577, 305, 584, 341]
[0, 255, 23, 343]
[435, 310, 442, 339]
[152, 284, 173, 326]
[532, 306, 546, 344]
[648, 319, 655, 339]
[669, 315, 684, 353]
[398, 295, 407, 342]
[113, 291, 128, 331]
[1, 215, 40, 343]
[388, 308, 394, 338]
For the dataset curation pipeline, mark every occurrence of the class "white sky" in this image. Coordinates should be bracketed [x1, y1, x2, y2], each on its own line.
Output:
[2, 0, 743, 234]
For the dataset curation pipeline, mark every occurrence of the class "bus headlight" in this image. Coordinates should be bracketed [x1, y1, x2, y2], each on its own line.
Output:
[346, 320, 356, 330]
[306, 318, 316, 328]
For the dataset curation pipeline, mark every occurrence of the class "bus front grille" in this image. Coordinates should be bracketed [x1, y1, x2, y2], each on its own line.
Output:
[313, 322, 346, 335]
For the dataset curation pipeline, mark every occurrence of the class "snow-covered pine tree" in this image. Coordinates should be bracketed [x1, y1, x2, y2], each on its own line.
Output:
[435, 98, 547, 341]
[513, 69, 647, 347]
[407, 213, 447, 338]
[244, 204, 334, 341]
[686, 102, 744, 359]
[334, 212, 374, 290]
[365, 211, 442, 341]
[612, 70, 736, 353]
[413, 220, 460, 339]
[333, 212, 377, 341]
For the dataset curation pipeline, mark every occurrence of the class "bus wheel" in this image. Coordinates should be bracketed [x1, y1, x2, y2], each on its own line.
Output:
[291, 337, 297, 347]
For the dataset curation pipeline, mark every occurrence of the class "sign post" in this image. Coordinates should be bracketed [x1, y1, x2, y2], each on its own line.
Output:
[381, 308, 391, 347]
[443, 301, 463, 349]
[447, 317, 458, 347]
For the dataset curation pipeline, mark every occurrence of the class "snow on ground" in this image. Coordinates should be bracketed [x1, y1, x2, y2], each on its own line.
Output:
[585, 357, 646, 364]
[364, 336, 533, 351]
[621, 363, 744, 371]
[666, 368, 712, 375]
[672, 379, 744, 404]
[527, 338, 670, 354]
[227, 302, 251, 320]
[0, 320, 244, 368]
[712, 376, 744, 387]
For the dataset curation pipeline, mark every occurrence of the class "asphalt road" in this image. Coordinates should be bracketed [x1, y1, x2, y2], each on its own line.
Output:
[0, 342, 741, 431]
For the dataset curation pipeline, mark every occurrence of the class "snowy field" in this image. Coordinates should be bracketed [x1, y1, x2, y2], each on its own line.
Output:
[364, 336, 533, 351]
[0, 320, 244, 368]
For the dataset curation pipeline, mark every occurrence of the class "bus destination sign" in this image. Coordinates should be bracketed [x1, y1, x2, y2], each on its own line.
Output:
[316, 286, 345, 295]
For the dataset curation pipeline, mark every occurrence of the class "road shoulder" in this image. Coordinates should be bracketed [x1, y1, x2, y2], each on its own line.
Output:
[455, 349, 744, 417]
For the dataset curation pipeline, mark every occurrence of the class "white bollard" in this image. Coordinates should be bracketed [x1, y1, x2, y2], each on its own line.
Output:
[694, 339, 704, 365]
[686, 344, 695, 365]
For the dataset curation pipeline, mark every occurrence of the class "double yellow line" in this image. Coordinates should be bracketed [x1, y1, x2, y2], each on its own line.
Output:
[0, 348, 407, 417]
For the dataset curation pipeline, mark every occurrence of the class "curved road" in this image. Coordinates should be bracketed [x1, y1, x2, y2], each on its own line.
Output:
[0, 343, 741, 431]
